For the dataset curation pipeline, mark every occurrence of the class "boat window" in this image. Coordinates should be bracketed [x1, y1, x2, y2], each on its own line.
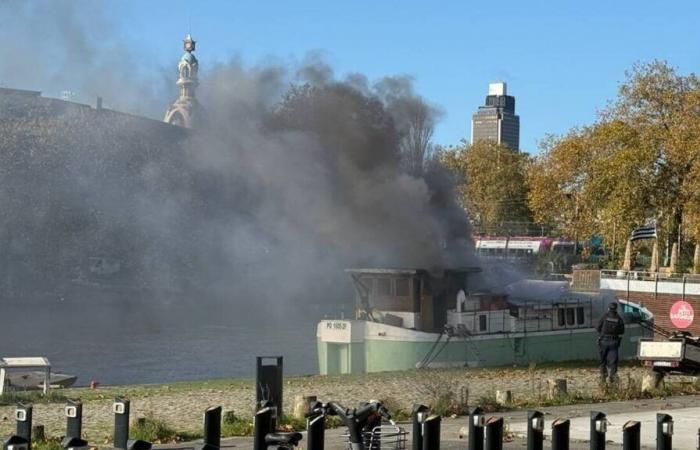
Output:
[395, 278, 409, 297]
[359, 277, 373, 294]
[376, 278, 391, 296]
[576, 307, 585, 325]
[566, 308, 575, 326]
[557, 309, 565, 327]
[479, 315, 487, 331]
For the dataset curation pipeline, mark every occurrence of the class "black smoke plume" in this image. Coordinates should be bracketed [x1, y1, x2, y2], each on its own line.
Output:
[0, 0, 473, 318]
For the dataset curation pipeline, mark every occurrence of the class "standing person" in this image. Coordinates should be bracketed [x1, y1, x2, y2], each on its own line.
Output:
[596, 302, 625, 385]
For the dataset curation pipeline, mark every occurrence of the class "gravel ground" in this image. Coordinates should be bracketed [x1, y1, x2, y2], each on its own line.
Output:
[0, 364, 679, 443]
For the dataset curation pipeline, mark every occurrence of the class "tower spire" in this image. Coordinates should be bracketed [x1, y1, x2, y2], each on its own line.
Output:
[164, 33, 204, 128]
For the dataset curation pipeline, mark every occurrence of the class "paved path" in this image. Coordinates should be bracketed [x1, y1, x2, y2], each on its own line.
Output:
[165, 395, 700, 449]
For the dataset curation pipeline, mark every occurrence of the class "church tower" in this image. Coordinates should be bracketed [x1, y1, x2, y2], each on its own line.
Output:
[164, 34, 204, 128]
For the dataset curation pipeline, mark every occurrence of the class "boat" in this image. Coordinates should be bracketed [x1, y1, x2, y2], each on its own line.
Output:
[1, 357, 77, 392]
[5, 371, 77, 390]
[316, 267, 652, 375]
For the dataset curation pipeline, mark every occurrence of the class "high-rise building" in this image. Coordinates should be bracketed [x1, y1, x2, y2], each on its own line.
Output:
[470, 82, 520, 151]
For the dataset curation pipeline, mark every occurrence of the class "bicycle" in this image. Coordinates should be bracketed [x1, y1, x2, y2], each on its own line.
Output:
[307, 400, 407, 450]
[254, 404, 303, 450]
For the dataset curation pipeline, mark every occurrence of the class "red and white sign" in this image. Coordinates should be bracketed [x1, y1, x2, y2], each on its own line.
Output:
[670, 301, 694, 329]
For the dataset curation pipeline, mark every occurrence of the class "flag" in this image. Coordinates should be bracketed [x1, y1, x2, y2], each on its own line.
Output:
[630, 223, 657, 241]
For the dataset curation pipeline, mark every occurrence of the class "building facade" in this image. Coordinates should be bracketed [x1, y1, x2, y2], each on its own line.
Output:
[471, 82, 520, 151]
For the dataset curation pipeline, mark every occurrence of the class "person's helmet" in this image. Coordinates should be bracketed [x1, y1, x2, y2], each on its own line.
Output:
[608, 302, 618, 311]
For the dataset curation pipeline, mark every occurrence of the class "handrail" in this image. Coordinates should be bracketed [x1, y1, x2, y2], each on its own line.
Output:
[601, 269, 700, 283]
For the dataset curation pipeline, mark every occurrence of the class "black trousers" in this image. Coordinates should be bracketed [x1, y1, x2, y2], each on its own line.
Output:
[598, 336, 621, 378]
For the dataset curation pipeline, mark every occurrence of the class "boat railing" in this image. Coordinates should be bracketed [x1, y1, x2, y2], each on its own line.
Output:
[600, 269, 700, 284]
[451, 297, 594, 336]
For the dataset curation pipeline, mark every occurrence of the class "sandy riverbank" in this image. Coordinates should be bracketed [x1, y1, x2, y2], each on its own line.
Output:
[0, 364, 687, 442]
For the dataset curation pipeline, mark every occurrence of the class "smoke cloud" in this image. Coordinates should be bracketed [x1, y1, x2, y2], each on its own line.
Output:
[0, 0, 473, 319]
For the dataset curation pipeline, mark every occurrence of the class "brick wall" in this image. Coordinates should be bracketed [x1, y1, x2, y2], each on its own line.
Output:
[611, 290, 700, 335]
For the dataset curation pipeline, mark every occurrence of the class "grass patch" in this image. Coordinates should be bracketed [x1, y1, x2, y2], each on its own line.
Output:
[32, 438, 63, 450]
[221, 410, 254, 437]
[130, 416, 179, 443]
[0, 390, 67, 406]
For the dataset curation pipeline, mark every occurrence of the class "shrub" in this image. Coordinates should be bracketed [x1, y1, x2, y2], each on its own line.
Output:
[130, 416, 178, 443]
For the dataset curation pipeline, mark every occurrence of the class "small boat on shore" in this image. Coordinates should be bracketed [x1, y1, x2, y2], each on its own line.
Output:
[5, 371, 77, 390]
[1, 357, 77, 392]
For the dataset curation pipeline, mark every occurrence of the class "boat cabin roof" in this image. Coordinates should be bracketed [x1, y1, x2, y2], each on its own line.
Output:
[346, 267, 481, 276]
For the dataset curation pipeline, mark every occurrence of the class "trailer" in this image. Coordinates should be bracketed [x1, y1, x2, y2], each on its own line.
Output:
[637, 331, 700, 375]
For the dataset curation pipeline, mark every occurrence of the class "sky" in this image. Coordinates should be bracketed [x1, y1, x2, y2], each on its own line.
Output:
[40, 1, 700, 153]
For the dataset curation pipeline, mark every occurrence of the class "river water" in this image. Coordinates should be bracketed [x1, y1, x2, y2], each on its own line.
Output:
[1, 297, 327, 386]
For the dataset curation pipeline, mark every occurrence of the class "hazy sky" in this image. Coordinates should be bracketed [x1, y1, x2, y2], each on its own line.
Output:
[29, 0, 700, 153]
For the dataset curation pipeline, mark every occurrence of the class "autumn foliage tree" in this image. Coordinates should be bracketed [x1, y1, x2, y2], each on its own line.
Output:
[528, 61, 700, 263]
[440, 140, 532, 235]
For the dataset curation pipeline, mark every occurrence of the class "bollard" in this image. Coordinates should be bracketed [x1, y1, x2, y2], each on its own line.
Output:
[113, 397, 130, 450]
[551, 419, 570, 450]
[422, 414, 441, 450]
[65, 399, 83, 440]
[254, 406, 275, 450]
[589, 411, 606, 450]
[3, 436, 29, 450]
[484, 417, 503, 450]
[527, 411, 544, 450]
[202, 406, 222, 450]
[468, 407, 485, 450]
[622, 421, 640, 450]
[256, 356, 283, 429]
[412, 404, 429, 450]
[16, 403, 32, 450]
[126, 440, 152, 450]
[656, 413, 672, 450]
[61, 437, 88, 450]
[306, 408, 325, 450]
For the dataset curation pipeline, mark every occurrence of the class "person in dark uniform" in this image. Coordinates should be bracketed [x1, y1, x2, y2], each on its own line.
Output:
[596, 302, 625, 385]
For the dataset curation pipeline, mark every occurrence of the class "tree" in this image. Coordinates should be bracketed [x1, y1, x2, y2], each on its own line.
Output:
[527, 61, 700, 263]
[440, 140, 532, 235]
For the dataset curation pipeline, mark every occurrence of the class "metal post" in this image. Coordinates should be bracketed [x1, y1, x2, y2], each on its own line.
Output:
[551, 419, 570, 450]
[256, 356, 283, 429]
[468, 407, 485, 450]
[3, 436, 29, 450]
[126, 440, 152, 450]
[65, 399, 83, 440]
[622, 421, 640, 450]
[422, 415, 440, 450]
[202, 406, 221, 449]
[113, 397, 130, 450]
[411, 404, 429, 450]
[60, 437, 88, 450]
[589, 411, 606, 450]
[485, 417, 503, 450]
[527, 411, 544, 450]
[253, 406, 274, 450]
[656, 413, 672, 450]
[15, 403, 32, 450]
[306, 412, 325, 450]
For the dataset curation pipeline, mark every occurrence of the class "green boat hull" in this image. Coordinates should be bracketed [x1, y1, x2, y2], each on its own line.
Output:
[317, 321, 647, 375]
